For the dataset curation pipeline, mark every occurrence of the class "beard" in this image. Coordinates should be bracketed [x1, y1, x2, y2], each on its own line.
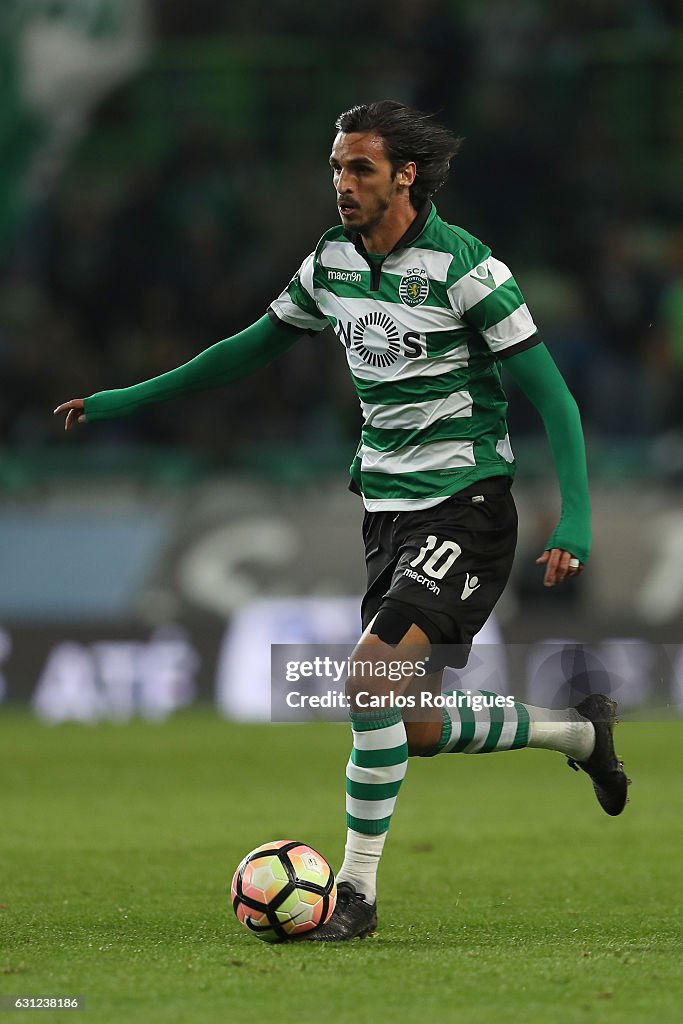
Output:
[346, 189, 394, 236]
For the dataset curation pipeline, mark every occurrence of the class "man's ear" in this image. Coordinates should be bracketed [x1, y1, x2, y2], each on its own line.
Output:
[397, 162, 417, 187]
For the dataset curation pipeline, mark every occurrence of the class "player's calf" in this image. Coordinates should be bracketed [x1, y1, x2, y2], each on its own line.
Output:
[334, 615, 432, 921]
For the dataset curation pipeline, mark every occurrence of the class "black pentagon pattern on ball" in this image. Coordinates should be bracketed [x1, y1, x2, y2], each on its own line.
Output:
[233, 841, 335, 943]
[276, 842, 336, 934]
[232, 848, 296, 943]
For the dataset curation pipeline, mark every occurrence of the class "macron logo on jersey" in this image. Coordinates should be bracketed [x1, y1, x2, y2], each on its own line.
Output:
[327, 270, 362, 283]
[470, 264, 496, 290]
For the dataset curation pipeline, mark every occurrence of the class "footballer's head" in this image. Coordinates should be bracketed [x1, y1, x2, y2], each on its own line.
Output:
[331, 101, 463, 233]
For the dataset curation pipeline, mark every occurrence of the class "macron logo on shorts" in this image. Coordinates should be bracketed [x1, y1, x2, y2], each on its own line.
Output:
[460, 573, 481, 601]
[402, 568, 441, 596]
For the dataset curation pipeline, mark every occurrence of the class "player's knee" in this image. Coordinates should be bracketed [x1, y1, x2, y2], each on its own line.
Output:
[345, 660, 386, 706]
[344, 650, 398, 707]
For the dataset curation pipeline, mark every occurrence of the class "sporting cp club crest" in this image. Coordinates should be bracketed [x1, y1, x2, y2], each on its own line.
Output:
[398, 269, 429, 307]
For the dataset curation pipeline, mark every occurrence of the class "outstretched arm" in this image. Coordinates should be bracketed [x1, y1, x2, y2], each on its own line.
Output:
[54, 314, 302, 427]
[504, 342, 591, 586]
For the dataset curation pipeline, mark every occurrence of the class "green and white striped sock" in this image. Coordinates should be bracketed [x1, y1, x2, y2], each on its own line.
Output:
[336, 709, 408, 902]
[428, 689, 594, 759]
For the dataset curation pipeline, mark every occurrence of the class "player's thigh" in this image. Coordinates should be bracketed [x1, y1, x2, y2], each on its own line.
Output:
[359, 508, 399, 632]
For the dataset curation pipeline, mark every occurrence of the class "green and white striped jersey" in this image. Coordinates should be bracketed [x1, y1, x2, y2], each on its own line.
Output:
[269, 202, 540, 511]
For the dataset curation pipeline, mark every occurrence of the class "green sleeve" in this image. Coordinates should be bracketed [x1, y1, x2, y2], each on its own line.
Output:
[84, 315, 302, 421]
[503, 342, 591, 563]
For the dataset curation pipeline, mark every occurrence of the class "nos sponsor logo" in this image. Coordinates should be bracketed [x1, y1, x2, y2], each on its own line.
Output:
[334, 314, 425, 367]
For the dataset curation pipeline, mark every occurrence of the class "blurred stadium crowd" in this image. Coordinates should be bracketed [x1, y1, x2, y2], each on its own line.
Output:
[2, 0, 683, 464]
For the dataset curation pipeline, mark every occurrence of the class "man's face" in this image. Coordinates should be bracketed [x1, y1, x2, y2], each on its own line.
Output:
[329, 132, 412, 235]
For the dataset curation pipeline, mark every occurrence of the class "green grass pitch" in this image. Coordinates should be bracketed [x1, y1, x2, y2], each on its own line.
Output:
[1, 709, 681, 1024]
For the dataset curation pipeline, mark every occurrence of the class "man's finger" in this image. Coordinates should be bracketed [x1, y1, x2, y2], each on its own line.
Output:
[544, 549, 585, 586]
[65, 408, 84, 431]
[543, 548, 562, 587]
[554, 550, 572, 584]
[543, 549, 559, 586]
[54, 399, 84, 416]
[54, 398, 86, 430]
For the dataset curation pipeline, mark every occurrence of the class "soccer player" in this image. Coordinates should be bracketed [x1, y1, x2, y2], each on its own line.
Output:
[55, 101, 629, 941]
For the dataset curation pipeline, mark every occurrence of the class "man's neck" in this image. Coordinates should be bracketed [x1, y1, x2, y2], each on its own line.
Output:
[360, 201, 419, 255]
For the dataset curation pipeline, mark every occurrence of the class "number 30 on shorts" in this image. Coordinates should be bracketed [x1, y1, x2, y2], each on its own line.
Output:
[409, 535, 462, 580]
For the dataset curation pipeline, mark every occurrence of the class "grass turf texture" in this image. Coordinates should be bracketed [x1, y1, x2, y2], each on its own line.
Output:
[1, 710, 681, 1024]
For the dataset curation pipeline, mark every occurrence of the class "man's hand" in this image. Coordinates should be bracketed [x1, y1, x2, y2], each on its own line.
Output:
[536, 548, 584, 587]
[53, 398, 86, 431]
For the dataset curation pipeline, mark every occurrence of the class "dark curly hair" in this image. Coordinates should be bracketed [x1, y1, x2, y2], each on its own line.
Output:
[335, 101, 463, 209]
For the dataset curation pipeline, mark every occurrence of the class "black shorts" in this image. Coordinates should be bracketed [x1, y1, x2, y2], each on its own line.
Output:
[361, 477, 517, 668]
